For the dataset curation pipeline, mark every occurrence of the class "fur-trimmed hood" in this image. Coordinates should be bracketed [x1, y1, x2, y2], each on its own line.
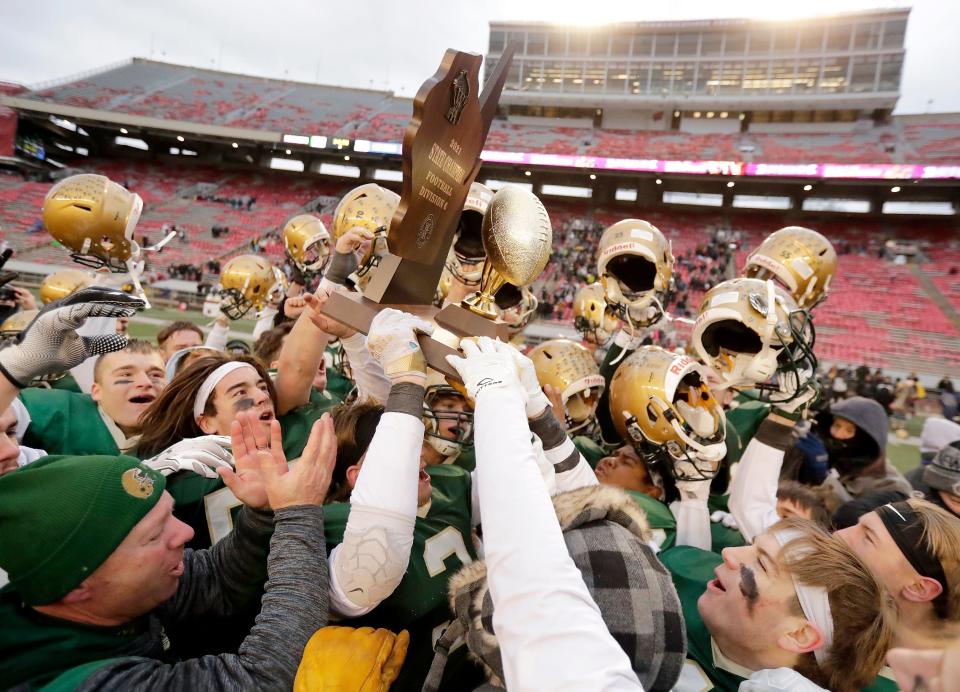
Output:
[435, 484, 685, 692]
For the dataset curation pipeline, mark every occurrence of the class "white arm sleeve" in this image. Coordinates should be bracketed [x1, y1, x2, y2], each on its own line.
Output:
[252, 307, 278, 341]
[204, 321, 229, 351]
[544, 437, 599, 493]
[670, 497, 713, 551]
[328, 411, 420, 618]
[474, 387, 642, 692]
[340, 332, 391, 404]
[729, 425, 790, 543]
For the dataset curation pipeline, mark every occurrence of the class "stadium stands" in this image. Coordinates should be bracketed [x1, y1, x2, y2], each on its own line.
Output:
[18, 59, 960, 165]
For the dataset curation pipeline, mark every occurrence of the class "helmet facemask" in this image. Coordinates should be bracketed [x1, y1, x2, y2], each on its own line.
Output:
[494, 284, 538, 331]
[602, 253, 667, 330]
[563, 380, 605, 434]
[423, 385, 474, 460]
[349, 226, 390, 291]
[301, 234, 332, 276]
[219, 286, 255, 320]
[624, 369, 726, 482]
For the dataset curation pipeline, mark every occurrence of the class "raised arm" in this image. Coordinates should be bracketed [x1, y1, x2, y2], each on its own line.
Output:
[327, 310, 431, 616]
[0, 287, 145, 412]
[447, 338, 641, 692]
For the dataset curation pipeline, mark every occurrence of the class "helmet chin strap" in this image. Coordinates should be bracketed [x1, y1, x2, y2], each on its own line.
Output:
[124, 258, 151, 309]
[426, 435, 461, 461]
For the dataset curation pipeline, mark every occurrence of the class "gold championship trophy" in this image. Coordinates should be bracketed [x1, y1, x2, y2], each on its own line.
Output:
[321, 43, 553, 379]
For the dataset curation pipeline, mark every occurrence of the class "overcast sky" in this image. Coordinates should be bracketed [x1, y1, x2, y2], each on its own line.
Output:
[1, 0, 957, 114]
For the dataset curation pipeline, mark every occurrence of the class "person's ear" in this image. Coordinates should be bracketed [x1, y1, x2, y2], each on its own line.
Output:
[196, 416, 216, 435]
[646, 484, 663, 500]
[346, 464, 361, 489]
[270, 360, 280, 370]
[902, 576, 943, 605]
[777, 617, 825, 655]
[61, 581, 94, 604]
[90, 382, 102, 403]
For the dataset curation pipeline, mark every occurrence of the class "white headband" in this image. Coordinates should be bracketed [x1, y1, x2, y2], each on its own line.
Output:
[773, 528, 834, 668]
[193, 362, 256, 421]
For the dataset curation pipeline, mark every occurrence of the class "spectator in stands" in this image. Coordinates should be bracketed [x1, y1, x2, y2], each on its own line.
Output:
[813, 397, 913, 505]
[156, 321, 204, 363]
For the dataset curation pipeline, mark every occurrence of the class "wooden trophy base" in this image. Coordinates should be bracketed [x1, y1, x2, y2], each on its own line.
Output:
[321, 291, 509, 380]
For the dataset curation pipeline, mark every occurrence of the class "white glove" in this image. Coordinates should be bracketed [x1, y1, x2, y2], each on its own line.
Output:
[508, 346, 551, 419]
[739, 668, 829, 692]
[141, 435, 234, 479]
[366, 308, 434, 383]
[769, 366, 819, 416]
[711, 510, 740, 530]
[445, 337, 526, 403]
[0, 287, 144, 388]
[676, 476, 712, 503]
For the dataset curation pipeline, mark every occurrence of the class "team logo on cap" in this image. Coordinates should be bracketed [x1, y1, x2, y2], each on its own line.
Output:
[121, 467, 155, 499]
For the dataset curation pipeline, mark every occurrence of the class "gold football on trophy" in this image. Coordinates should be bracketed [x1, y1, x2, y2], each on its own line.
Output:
[463, 186, 552, 319]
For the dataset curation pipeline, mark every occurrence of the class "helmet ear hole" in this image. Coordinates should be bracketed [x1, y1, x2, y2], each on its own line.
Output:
[647, 403, 659, 423]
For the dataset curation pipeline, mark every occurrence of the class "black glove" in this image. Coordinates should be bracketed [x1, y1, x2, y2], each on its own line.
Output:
[0, 286, 145, 388]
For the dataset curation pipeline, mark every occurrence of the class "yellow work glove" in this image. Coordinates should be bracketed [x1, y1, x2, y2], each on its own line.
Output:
[294, 625, 410, 692]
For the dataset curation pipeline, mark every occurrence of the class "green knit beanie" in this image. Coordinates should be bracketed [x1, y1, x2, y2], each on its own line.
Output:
[0, 455, 166, 605]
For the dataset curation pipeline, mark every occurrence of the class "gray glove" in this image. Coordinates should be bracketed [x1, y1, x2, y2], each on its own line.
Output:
[142, 435, 234, 479]
[0, 286, 145, 388]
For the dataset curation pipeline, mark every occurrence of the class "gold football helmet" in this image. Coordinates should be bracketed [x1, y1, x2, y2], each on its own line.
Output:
[42, 174, 143, 272]
[446, 182, 493, 286]
[0, 309, 38, 343]
[218, 255, 277, 319]
[597, 219, 673, 329]
[39, 269, 93, 304]
[529, 338, 605, 434]
[608, 346, 726, 479]
[573, 282, 619, 346]
[283, 214, 331, 277]
[494, 283, 539, 333]
[331, 183, 400, 241]
[434, 267, 454, 307]
[743, 226, 837, 309]
[332, 184, 401, 291]
[692, 277, 815, 390]
[422, 369, 474, 461]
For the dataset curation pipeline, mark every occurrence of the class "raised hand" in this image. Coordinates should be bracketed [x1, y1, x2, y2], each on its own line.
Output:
[220, 410, 336, 510]
[0, 286, 144, 388]
[507, 345, 552, 419]
[445, 337, 526, 403]
[302, 288, 356, 339]
[366, 308, 433, 385]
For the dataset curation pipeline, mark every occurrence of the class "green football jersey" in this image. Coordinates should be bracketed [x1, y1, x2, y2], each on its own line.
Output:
[573, 435, 607, 468]
[323, 464, 481, 691]
[659, 546, 747, 692]
[627, 489, 677, 550]
[450, 446, 475, 472]
[166, 401, 331, 551]
[18, 389, 119, 456]
[724, 399, 771, 465]
[624, 491, 745, 553]
[707, 495, 747, 551]
[47, 373, 81, 393]
[325, 344, 355, 402]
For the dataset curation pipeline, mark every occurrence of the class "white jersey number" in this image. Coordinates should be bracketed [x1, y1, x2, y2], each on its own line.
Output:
[204, 486, 242, 545]
[423, 525, 472, 577]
